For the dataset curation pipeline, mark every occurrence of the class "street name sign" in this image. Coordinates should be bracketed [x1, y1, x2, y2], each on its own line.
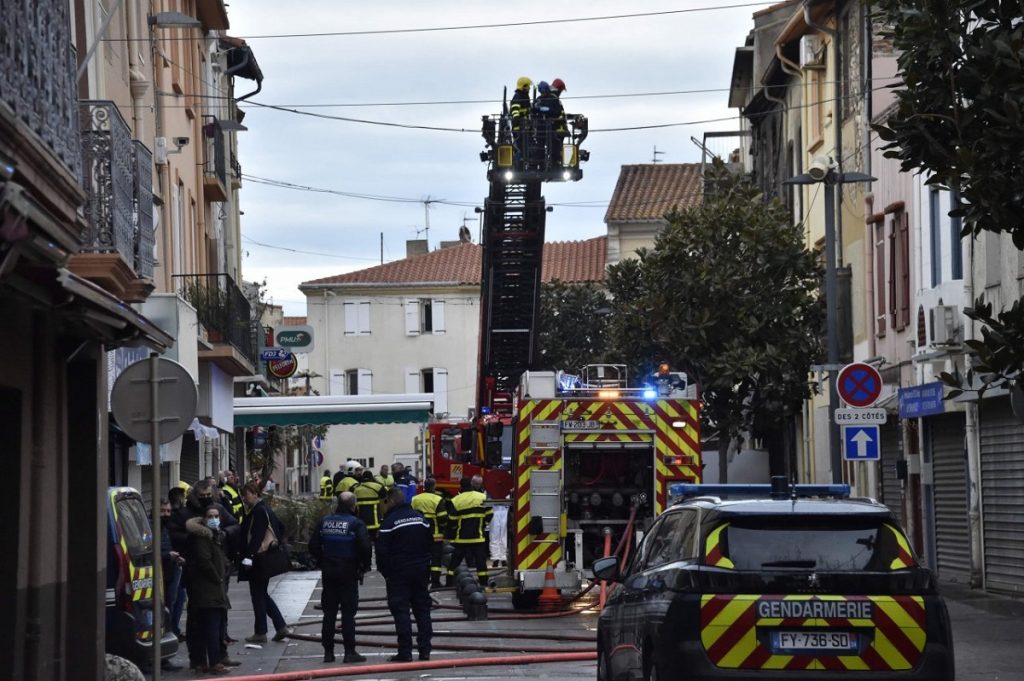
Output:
[842, 425, 881, 461]
[834, 408, 888, 425]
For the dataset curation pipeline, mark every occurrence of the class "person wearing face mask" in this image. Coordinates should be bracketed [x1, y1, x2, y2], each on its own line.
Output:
[185, 507, 232, 674]
[167, 480, 242, 664]
[239, 483, 293, 643]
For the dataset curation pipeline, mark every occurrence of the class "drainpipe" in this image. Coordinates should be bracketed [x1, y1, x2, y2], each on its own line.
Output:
[962, 194, 983, 588]
[804, 2, 844, 265]
[151, 4, 172, 292]
[225, 47, 263, 102]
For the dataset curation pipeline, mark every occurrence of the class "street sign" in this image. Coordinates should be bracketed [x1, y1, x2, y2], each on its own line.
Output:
[842, 425, 880, 461]
[898, 382, 945, 418]
[274, 325, 315, 354]
[837, 362, 883, 407]
[834, 408, 888, 425]
[111, 357, 197, 445]
[305, 450, 324, 467]
[311, 435, 324, 452]
[267, 353, 298, 379]
[260, 347, 290, 361]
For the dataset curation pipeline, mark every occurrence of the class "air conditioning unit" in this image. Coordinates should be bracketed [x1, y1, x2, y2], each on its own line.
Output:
[930, 304, 961, 345]
[800, 34, 825, 68]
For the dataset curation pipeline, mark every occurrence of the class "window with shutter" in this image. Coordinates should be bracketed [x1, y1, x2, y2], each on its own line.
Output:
[405, 299, 420, 336]
[888, 216, 897, 328]
[404, 367, 420, 393]
[874, 219, 886, 337]
[329, 369, 345, 396]
[357, 369, 372, 395]
[433, 367, 448, 415]
[899, 211, 911, 328]
[432, 299, 446, 335]
[344, 299, 370, 335]
[421, 368, 434, 393]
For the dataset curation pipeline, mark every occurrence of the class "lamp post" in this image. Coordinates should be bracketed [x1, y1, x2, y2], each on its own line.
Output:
[785, 158, 874, 484]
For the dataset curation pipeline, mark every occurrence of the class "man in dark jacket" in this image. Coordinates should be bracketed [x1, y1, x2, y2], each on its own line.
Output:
[376, 486, 434, 662]
[309, 492, 371, 664]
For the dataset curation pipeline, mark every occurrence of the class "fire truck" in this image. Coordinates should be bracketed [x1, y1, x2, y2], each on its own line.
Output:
[421, 92, 702, 605]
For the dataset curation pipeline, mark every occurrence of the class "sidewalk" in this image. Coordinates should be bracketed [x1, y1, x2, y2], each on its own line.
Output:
[941, 581, 1024, 681]
[162, 570, 320, 677]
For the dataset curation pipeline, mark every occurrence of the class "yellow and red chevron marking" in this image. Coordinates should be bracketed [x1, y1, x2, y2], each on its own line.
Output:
[514, 399, 563, 569]
[886, 524, 916, 569]
[700, 594, 927, 671]
[704, 523, 735, 568]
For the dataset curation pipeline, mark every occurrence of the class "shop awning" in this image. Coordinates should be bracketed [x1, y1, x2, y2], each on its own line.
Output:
[233, 393, 434, 428]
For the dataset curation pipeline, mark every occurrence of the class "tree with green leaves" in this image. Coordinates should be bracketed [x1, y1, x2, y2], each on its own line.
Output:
[873, 0, 1024, 392]
[626, 161, 825, 481]
[537, 279, 610, 373]
[605, 256, 662, 385]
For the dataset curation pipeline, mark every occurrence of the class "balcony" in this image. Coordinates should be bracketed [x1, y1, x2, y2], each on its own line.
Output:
[175, 272, 257, 376]
[202, 116, 228, 202]
[70, 101, 155, 302]
[0, 0, 85, 244]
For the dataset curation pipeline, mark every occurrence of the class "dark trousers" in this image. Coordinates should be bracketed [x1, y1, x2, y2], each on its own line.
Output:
[186, 607, 224, 668]
[429, 541, 444, 585]
[171, 571, 187, 635]
[248, 574, 287, 635]
[448, 542, 489, 583]
[321, 574, 359, 653]
[385, 571, 433, 657]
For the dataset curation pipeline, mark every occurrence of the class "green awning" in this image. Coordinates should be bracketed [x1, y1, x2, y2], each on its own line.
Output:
[233, 394, 433, 428]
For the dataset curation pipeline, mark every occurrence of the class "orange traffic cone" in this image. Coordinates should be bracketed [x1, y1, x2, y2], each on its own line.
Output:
[538, 561, 561, 612]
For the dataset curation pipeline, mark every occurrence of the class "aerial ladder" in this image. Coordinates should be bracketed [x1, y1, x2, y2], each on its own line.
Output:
[476, 95, 589, 423]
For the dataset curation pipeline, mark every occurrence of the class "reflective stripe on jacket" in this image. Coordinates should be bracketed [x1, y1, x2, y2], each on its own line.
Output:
[319, 476, 334, 500]
[411, 491, 448, 541]
[222, 483, 244, 518]
[353, 480, 386, 530]
[448, 490, 493, 544]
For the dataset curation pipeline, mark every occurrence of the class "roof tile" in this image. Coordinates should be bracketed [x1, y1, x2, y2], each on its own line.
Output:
[604, 163, 704, 222]
[302, 237, 606, 287]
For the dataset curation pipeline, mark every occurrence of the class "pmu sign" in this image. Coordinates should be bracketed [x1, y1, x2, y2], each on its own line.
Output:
[837, 362, 883, 408]
[273, 325, 314, 354]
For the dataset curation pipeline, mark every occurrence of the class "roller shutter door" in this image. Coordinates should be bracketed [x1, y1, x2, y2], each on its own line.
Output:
[930, 413, 970, 583]
[179, 433, 200, 487]
[879, 422, 904, 526]
[980, 399, 1024, 595]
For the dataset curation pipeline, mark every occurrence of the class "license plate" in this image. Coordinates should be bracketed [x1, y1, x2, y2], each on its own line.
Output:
[771, 630, 858, 652]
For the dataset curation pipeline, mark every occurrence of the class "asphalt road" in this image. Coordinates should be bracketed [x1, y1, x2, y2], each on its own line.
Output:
[159, 572, 1023, 681]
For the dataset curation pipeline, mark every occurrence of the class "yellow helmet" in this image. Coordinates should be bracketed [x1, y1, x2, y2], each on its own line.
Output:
[516, 76, 532, 90]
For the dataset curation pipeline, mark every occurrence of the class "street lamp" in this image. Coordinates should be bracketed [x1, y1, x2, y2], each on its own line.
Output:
[785, 157, 875, 484]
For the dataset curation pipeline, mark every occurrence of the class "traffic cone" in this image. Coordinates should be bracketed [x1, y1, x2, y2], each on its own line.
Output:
[537, 561, 561, 612]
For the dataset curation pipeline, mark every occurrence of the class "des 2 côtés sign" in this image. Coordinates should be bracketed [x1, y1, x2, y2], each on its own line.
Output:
[834, 408, 887, 425]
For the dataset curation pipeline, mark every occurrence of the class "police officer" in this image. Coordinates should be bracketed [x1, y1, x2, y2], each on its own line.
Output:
[376, 486, 434, 662]
[447, 475, 493, 585]
[319, 469, 335, 501]
[353, 470, 386, 561]
[411, 478, 448, 588]
[309, 492, 371, 664]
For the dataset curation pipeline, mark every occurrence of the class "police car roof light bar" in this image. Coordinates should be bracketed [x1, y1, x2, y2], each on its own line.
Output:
[669, 482, 851, 500]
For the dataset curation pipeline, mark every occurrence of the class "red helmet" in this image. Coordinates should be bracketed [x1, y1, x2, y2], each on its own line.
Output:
[551, 78, 566, 93]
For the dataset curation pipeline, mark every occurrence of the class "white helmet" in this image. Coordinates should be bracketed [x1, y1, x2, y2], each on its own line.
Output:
[345, 460, 361, 474]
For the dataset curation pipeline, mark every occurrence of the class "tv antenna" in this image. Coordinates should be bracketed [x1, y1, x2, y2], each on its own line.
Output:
[652, 145, 665, 164]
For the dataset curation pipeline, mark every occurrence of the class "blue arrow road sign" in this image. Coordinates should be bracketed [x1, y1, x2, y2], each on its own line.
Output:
[842, 425, 880, 461]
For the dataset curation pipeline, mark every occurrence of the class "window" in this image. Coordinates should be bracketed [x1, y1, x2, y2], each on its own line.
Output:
[405, 298, 446, 336]
[885, 203, 910, 330]
[115, 498, 153, 565]
[873, 218, 886, 337]
[422, 367, 448, 414]
[929, 188, 942, 287]
[950, 189, 963, 280]
[343, 299, 370, 336]
[642, 510, 699, 569]
[345, 369, 372, 395]
[421, 368, 434, 394]
[808, 67, 826, 148]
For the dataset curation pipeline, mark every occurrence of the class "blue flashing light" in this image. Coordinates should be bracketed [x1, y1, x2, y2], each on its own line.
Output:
[480, 406, 491, 415]
[669, 483, 851, 499]
[643, 389, 657, 400]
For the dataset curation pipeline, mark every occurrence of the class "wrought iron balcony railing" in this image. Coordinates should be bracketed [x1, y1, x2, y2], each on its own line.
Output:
[174, 272, 257, 363]
[0, 0, 83, 181]
[133, 140, 155, 279]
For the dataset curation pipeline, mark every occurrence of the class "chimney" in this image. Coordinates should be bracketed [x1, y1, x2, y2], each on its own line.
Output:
[406, 239, 428, 258]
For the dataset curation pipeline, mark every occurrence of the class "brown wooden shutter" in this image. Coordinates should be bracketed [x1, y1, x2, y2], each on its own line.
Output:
[899, 211, 911, 329]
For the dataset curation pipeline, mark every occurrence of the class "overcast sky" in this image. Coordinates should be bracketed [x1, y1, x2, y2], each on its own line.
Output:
[229, 1, 767, 315]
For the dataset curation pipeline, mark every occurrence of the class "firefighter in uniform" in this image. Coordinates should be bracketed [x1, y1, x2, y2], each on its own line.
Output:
[335, 461, 363, 495]
[374, 464, 394, 488]
[447, 475, 493, 585]
[319, 469, 335, 501]
[411, 478, 448, 588]
[376, 486, 434, 662]
[309, 492, 370, 664]
[509, 76, 532, 165]
[353, 470, 386, 562]
[220, 469, 245, 520]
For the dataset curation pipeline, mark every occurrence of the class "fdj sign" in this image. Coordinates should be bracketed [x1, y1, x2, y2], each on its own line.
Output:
[273, 325, 314, 354]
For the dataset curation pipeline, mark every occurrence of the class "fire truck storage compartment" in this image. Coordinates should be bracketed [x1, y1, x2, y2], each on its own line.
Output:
[564, 443, 655, 568]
